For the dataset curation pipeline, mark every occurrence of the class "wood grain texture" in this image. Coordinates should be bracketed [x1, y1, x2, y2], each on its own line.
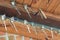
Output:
[0, 19, 60, 40]
[0, 0, 60, 27]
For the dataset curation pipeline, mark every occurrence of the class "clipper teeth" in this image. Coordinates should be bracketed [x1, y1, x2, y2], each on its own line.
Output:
[1, 14, 6, 20]
[11, 1, 15, 6]
[51, 28, 54, 40]
[39, 9, 47, 19]
[24, 4, 32, 18]
[11, 0, 21, 15]
[10, 17, 15, 22]
[9, 17, 18, 32]
[1, 14, 7, 31]
[24, 20, 31, 33]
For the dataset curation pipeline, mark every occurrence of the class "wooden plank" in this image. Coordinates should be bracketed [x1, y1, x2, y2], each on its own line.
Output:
[16, 35, 22, 40]
[46, 0, 58, 12]
[50, 0, 60, 13]
[0, 19, 41, 40]
[31, 0, 41, 9]
[0, 19, 60, 40]
[24, 37, 30, 40]
[54, 4, 60, 15]
[45, 11, 60, 21]
[38, 0, 49, 10]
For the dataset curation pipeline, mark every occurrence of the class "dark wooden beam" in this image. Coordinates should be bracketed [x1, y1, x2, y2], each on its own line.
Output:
[0, 6, 60, 28]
